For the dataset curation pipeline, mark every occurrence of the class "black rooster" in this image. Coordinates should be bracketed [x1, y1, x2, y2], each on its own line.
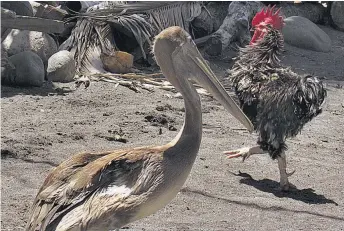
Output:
[224, 6, 326, 191]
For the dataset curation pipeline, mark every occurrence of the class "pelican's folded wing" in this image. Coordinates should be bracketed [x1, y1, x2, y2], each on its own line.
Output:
[26, 146, 164, 231]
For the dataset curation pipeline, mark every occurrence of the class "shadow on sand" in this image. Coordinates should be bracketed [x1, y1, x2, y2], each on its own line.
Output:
[231, 171, 338, 205]
[181, 186, 343, 222]
[1, 81, 75, 98]
[1, 148, 58, 167]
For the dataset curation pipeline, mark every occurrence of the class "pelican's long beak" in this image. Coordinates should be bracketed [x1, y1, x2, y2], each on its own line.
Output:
[181, 41, 254, 132]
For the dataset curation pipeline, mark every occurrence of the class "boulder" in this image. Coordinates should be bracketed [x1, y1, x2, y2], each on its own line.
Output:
[282, 16, 331, 52]
[47, 50, 76, 83]
[1, 29, 58, 64]
[100, 51, 134, 74]
[1, 46, 16, 85]
[204, 2, 326, 57]
[204, 1, 265, 57]
[8, 51, 45, 87]
[192, 2, 229, 37]
[330, 2, 344, 32]
[279, 2, 325, 24]
[1, 1, 33, 16]
[32, 2, 68, 20]
[1, 8, 16, 19]
[29, 1, 42, 16]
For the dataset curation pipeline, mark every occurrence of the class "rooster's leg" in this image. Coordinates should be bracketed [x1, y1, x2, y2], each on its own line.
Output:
[224, 146, 266, 162]
[277, 151, 296, 191]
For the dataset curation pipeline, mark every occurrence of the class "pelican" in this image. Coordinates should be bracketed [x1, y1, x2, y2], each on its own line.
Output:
[26, 26, 253, 231]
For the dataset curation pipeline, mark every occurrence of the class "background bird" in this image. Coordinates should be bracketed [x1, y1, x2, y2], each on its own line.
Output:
[26, 26, 253, 231]
[224, 6, 327, 191]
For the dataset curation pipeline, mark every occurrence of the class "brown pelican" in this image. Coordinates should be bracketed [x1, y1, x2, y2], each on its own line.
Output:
[26, 26, 253, 231]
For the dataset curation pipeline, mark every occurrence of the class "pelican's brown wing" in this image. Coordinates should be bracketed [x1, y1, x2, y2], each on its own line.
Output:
[26, 146, 165, 231]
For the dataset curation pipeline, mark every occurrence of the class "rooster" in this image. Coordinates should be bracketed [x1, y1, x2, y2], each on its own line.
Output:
[224, 6, 327, 191]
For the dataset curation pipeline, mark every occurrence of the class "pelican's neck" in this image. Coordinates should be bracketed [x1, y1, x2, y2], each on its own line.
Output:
[165, 79, 202, 160]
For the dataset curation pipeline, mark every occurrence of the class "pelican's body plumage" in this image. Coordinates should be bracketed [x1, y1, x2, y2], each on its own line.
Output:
[29, 146, 190, 230]
[26, 26, 253, 231]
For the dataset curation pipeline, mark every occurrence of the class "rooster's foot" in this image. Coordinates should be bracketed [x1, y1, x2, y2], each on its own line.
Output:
[223, 146, 266, 162]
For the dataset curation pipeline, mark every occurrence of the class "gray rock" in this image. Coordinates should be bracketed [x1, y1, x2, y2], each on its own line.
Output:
[204, 1, 265, 57]
[47, 50, 76, 82]
[29, 1, 42, 16]
[282, 16, 331, 52]
[1, 46, 16, 84]
[192, 2, 229, 36]
[8, 51, 45, 87]
[279, 2, 325, 24]
[1, 1, 33, 16]
[331, 2, 344, 32]
[1, 29, 58, 64]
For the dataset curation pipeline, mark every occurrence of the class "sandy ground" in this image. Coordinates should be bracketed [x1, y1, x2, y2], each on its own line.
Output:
[1, 26, 344, 231]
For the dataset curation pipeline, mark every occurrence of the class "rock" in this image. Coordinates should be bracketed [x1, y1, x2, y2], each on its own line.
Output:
[282, 16, 331, 52]
[204, 2, 326, 57]
[34, 3, 68, 20]
[29, 1, 41, 16]
[1, 60, 17, 85]
[47, 50, 76, 83]
[279, 2, 325, 24]
[204, 1, 265, 57]
[1, 8, 16, 19]
[1, 29, 58, 65]
[330, 2, 344, 32]
[1, 1, 33, 16]
[192, 2, 229, 37]
[100, 51, 134, 74]
[1, 46, 16, 85]
[8, 51, 45, 87]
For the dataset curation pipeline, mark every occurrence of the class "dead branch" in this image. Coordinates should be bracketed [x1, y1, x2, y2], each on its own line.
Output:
[1, 15, 65, 34]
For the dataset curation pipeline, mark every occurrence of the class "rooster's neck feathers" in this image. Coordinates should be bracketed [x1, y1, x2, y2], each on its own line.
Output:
[241, 26, 284, 68]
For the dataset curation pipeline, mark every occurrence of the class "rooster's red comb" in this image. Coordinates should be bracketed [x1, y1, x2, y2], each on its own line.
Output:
[252, 5, 284, 29]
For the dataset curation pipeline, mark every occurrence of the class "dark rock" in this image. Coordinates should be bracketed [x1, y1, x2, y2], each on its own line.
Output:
[192, 2, 229, 38]
[204, 1, 264, 57]
[8, 51, 45, 87]
[279, 2, 325, 24]
[330, 2, 344, 31]
[204, 2, 326, 57]
[1, 1, 33, 16]
[1, 46, 16, 85]
[282, 16, 331, 52]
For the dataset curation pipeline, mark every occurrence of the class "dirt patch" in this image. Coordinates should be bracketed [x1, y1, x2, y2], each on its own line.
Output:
[144, 112, 177, 131]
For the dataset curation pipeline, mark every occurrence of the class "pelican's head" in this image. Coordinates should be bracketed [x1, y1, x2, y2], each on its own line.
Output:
[153, 27, 254, 132]
[154, 26, 190, 47]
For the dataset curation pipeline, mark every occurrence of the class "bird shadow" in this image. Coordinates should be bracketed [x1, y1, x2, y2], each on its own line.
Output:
[1, 81, 75, 98]
[1, 148, 58, 167]
[231, 171, 338, 206]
